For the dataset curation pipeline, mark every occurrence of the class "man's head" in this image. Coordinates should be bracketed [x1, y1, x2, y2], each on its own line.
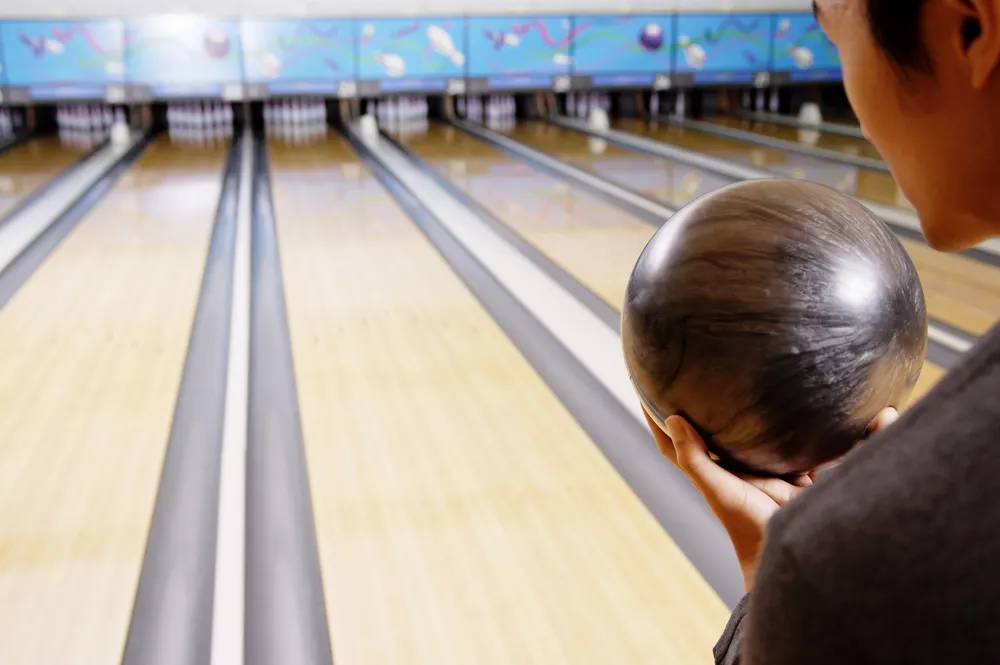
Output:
[815, 0, 1000, 249]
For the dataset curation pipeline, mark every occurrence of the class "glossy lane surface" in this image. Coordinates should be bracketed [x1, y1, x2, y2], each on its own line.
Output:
[269, 132, 729, 665]
[519, 120, 1000, 338]
[705, 115, 883, 161]
[421, 123, 947, 407]
[444, 122, 950, 403]
[0, 138, 227, 664]
[615, 118, 910, 210]
[513, 121, 732, 208]
[0, 137, 91, 219]
[393, 122, 656, 308]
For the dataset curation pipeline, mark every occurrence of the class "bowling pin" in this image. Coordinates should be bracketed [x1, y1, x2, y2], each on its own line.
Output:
[427, 24, 465, 67]
[650, 92, 660, 117]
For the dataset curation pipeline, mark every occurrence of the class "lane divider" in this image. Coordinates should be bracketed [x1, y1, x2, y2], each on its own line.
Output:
[121, 133, 243, 665]
[660, 114, 889, 172]
[210, 126, 254, 665]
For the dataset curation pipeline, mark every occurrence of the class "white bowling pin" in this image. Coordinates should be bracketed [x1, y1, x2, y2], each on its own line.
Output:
[675, 90, 687, 117]
[427, 25, 465, 67]
[374, 52, 405, 78]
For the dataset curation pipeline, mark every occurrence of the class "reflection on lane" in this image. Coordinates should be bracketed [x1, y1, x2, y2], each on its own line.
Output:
[0, 137, 90, 218]
[392, 122, 657, 306]
[705, 115, 884, 161]
[511, 119, 999, 338]
[509, 121, 731, 207]
[266, 133, 732, 664]
[611, 118, 913, 211]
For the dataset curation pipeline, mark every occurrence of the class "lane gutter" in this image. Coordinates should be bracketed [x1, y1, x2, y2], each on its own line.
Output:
[0, 137, 110, 232]
[659, 114, 889, 172]
[735, 110, 867, 139]
[346, 124, 746, 609]
[0, 132, 153, 312]
[121, 132, 244, 665]
[244, 134, 335, 665]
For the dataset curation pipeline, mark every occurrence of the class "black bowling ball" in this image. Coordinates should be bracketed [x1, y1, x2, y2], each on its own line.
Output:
[622, 179, 927, 476]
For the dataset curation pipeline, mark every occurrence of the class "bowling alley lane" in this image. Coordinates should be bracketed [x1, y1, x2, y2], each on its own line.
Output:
[390, 122, 657, 307]
[613, 117, 907, 209]
[268, 133, 729, 665]
[0, 137, 92, 219]
[520, 120, 1000, 338]
[510, 121, 732, 207]
[415, 122, 945, 405]
[703, 115, 884, 161]
[0, 137, 227, 664]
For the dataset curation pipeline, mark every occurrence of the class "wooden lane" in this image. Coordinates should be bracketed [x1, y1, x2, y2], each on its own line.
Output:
[268, 132, 730, 665]
[400, 122, 945, 405]
[614, 118, 910, 210]
[706, 115, 883, 161]
[0, 138, 227, 665]
[392, 122, 653, 308]
[0, 137, 91, 219]
[516, 121, 1000, 339]
[513, 121, 732, 207]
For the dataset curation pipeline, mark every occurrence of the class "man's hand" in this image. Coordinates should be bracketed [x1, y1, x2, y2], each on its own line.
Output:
[645, 408, 899, 590]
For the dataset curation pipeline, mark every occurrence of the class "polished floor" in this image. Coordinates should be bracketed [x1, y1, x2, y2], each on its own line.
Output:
[0, 114, 996, 664]
[0, 138, 227, 664]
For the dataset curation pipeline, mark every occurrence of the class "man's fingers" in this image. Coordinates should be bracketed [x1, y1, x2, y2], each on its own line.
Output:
[867, 407, 900, 436]
[643, 408, 678, 464]
[665, 416, 744, 495]
[742, 476, 802, 504]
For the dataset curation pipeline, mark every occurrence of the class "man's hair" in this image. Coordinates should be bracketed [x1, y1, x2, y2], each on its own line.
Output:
[866, 0, 932, 72]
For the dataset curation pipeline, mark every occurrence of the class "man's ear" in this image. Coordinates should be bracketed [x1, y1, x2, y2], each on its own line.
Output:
[940, 0, 1000, 87]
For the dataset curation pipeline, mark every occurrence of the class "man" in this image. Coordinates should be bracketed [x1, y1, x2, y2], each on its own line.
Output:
[647, 0, 1000, 662]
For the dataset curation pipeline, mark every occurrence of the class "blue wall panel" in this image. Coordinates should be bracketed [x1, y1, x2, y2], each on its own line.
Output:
[674, 13, 771, 84]
[0, 20, 124, 99]
[467, 16, 573, 90]
[772, 13, 840, 82]
[125, 15, 243, 98]
[570, 15, 673, 87]
[0, 11, 847, 103]
[242, 19, 355, 95]
[356, 17, 465, 93]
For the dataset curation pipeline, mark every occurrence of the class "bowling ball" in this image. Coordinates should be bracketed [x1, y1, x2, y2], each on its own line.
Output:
[622, 179, 927, 476]
[203, 29, 231, 60]
[639, 23, 664, 51]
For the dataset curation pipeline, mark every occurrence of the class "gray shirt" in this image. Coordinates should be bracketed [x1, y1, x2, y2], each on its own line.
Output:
[714, 322, 1000, 664]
